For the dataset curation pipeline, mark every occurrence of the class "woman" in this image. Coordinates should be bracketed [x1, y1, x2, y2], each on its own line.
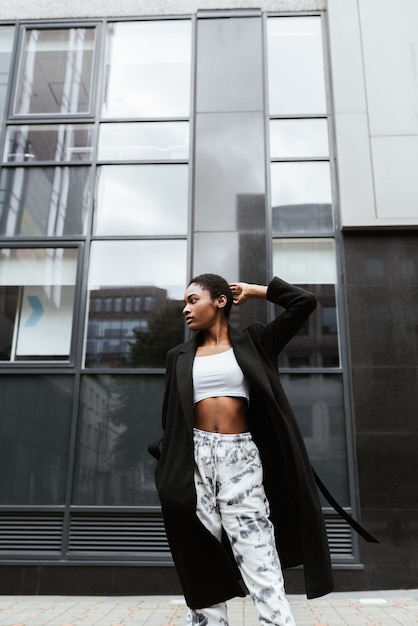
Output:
[149, 274, 334, 626]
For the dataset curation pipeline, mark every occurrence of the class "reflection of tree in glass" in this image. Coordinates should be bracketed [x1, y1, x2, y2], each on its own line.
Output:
[129, 300, 184, 368]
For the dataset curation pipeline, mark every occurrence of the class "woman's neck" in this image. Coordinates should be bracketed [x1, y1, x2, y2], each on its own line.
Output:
[200, 320, 230, 348]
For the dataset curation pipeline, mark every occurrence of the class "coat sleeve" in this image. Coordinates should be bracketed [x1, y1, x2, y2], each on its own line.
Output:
[260, 276, 317, 355]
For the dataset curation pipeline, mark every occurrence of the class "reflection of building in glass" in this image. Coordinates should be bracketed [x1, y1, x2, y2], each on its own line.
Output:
[281, 373, 349, 504]
[278, 284, 339, 369]
[86, 286, 168, 367]
[272, 203, 333, 234]
[75, 375, 160, 506]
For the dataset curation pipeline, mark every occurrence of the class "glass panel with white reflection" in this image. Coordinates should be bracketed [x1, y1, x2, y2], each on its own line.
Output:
[102, 20, 191, 118]
[98, 122, 189, 161]
[267, 16, 327, 115]
[94, 164, 188, 236]
[0, 247, 78, 360]
[14, 28, 96, 115]
[269, 118, 329, 159]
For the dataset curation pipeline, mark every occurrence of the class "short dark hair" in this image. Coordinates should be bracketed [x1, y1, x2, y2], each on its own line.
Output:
[188, 273, 233, 318]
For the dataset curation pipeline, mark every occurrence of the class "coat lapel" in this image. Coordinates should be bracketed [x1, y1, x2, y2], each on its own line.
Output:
[176, 339, 196, 428]
[229, 327, 276, 403]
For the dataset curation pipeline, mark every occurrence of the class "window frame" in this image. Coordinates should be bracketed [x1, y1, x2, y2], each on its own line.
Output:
[0, 241, 85, 368]
[10, 22, 101, 121]
[264, 11, 362, 566]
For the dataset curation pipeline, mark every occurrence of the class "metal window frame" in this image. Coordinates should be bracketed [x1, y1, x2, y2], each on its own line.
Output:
[0, 11, 363, 570]
[263, 11, 362, 566]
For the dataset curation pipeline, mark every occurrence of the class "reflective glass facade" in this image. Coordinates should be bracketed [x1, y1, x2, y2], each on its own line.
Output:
[0, 13, 358, 572]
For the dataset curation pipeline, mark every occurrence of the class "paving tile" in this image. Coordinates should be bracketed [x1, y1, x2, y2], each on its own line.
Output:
[0, 592, 416, 625]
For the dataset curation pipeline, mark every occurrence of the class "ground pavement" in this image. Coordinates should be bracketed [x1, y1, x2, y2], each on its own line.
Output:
[0, 590, 417, 625]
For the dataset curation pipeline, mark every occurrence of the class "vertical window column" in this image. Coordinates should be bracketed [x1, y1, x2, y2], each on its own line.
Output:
[193, 13, 267, 327]
[266, 16, 352, 519]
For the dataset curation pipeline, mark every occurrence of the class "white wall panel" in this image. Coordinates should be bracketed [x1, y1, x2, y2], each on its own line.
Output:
[371, 136, 418, 219]
[358, 0, 418, 136]
[328, 0, 418, 227]
[333, 113, 375, 227]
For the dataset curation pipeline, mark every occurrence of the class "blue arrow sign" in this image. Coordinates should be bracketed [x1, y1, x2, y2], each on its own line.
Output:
[25, 295, 44, 327]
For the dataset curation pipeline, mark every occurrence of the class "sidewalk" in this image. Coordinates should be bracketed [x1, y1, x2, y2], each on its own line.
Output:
[0, 590, 417, 625]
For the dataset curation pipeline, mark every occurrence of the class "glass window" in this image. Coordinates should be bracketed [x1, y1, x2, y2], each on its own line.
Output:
[0, 375, 74, 504]
[3, 124, 94, 162]
[270, 119, 329, 158]
[322, 305, 338, 334]
[14, 27, 96, 116]
[196, 17, 263, 113]
[85, 240, 186, 368]
[271, 162, 333, 234]
[273, 238, 336, 285]
[281, 374, 349, 505]
[94, 165, 188, 236]
[276, 283, 340, 369]
[72, 375, 163, 506]
[194, 112, 265, 231]
[98, 122, 189, 161]
[0, 27, 15, 125]
[0, 166, 91, 236]
[273, 240, 339, 368]
[267, 16, 327, 115]
[0, 247, 78, 361]
[102, 20, 191, 118]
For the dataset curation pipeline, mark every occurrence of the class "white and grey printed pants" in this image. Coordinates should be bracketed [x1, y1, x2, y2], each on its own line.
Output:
[186, 428, 295, 626]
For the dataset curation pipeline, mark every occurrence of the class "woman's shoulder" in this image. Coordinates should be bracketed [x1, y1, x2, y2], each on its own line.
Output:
[167, 336, 195, 357]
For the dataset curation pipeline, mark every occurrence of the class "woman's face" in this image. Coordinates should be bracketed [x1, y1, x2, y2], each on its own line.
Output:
[183, 283, 223, 331]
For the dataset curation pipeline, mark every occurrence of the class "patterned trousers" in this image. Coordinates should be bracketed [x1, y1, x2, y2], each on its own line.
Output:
[186, 429, 295, 626]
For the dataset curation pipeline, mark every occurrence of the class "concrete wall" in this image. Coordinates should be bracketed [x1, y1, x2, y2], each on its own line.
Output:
[0, 0, 325, 20]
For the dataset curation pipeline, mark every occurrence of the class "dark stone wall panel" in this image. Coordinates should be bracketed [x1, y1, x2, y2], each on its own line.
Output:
[356, 433, 418, 509]
[341, 231, 418, 592]
[351, 366, 418, 432]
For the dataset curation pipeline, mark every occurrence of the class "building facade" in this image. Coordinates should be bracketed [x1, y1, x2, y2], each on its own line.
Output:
[0, 0, 417, 595]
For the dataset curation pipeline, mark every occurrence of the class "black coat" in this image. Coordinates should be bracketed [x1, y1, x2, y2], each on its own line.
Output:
[149, 277, 334, 609]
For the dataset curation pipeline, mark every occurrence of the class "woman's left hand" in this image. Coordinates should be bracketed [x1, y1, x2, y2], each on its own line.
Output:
[230, 282, 250, 305]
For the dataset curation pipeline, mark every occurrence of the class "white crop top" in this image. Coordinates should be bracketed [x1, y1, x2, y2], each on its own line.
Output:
[192, 348, 250, 405]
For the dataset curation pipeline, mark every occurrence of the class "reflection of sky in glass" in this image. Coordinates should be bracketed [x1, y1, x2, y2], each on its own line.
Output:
[194, 113, 265, 230]
[267, 17, 327, 115]
[98, 122, 189, 161]
[271, 162, 332, 207]
[0, 247, 77, 285]
[88, 240, 187, 299]
[273, 238, 336, 285]
[103, 21, 192, 118]
[94, 165, 188, 236]
[0, 27, 15, 120]
[270, 119, 329, 158]
[193, 232, 239, 280]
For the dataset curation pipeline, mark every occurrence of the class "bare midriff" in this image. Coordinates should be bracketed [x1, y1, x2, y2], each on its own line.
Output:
[193, 396, 249, 434]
